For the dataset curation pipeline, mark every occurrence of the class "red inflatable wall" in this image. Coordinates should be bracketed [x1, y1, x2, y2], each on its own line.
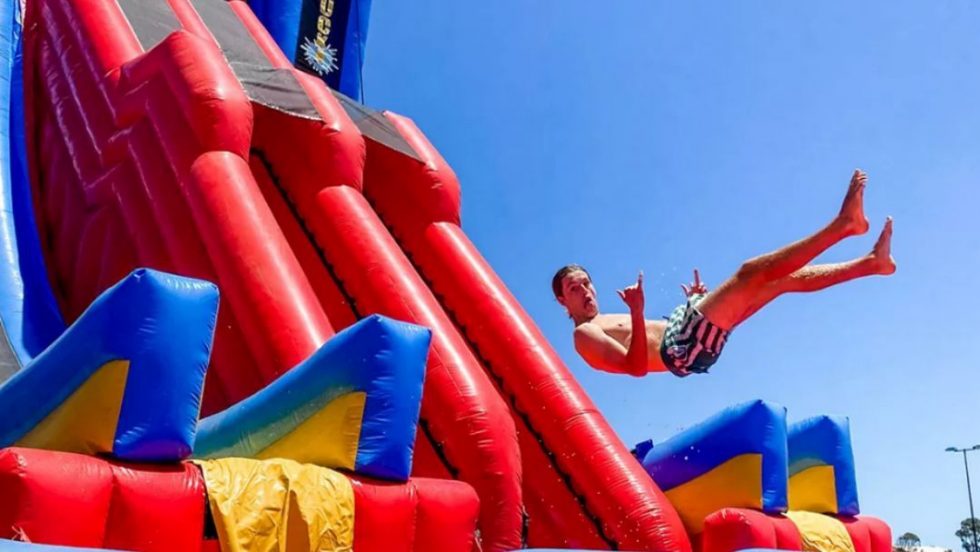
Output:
[0, 448, 479, 552]
[701, 509, 892, 552]
[702, 509, 803, 552]
[0, 448, 205, 551]
[351, 475, 480, 552]
[840, 516, 893, 552]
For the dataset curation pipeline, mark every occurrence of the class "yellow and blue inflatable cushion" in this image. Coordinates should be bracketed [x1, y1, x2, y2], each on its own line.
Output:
[633, 400, 788, 532]
[193, 315, 430, 481]
[0, 269, 218, 462]
[787, 415, 859, 516]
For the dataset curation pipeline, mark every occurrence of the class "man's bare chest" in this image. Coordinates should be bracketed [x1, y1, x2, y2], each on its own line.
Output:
[592, 315, 633, 344]
[592, 315, 666, 347]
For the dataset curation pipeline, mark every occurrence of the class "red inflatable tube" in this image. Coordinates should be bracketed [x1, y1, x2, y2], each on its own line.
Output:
[281, 183, 523, 551]
[516, 418, 609, 549]
[249, 154, 358, 331]
[185, 151, 332, 378]
[403, 315, 602, 547]
[94, 208, 140, 303]
[839, 516, 892, 552]
[248, 91, 524, 548]
[118, 119, 262, 405]
[357, 111, 690, 551]
[36, 2, 116, 166]
[701, 509, 803, 552]
[350, 475, 480, 552]
[31, 93, 84, 296]
[412, 477, 481, 552]
[109, 161, 176, 273]
[34, 29, 102, 184]
[409, 429, 454, 480]
[49, 173, 84, 307]
[0, 448, 115, 547]
[34, 121, 71, 308]
[0, 448, 480, 552]
[163, 0, 216, 43]
[0, 448, 206, 552]
[69, 208, 110, 319]
[23, 0, 141, 250]
[41, 0, 142, 80]
[701, 510, 891, 552]
[113, 34, 252, 160]
[35, 122, 65, 218]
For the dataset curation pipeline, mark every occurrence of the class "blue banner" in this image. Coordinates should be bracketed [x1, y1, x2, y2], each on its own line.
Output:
[251, 0, 372, 100]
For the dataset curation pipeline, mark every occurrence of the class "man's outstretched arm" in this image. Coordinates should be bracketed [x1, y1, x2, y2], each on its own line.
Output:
[573, 272, 648, 377]
[574, 323, 647, 377]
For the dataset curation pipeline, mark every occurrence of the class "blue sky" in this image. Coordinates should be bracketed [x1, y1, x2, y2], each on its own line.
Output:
[365, 2, 980, 548]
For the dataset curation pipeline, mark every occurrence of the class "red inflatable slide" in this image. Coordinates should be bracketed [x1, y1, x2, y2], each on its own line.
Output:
[20, 0, 865, 550]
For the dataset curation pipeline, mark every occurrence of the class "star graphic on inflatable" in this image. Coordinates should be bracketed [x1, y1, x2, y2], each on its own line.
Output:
[300, 37, 339, 76]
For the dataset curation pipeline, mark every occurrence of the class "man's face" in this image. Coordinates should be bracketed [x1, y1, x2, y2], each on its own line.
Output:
[558, 270, 599, 319]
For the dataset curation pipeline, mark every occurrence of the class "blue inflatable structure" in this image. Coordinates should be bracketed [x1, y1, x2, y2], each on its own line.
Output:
[788, 415, 860, 516]
[0, 269, 218, 461]
[635, 400, 789, 533]
[0, 0, 65, 372]
[196, 314, 429, 481]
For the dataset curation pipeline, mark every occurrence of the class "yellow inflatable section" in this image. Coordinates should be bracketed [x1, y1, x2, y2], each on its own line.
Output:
[256, 392, 366, 469]
[195, 457, 355, 552]
[789, 464, 839, 513]
[785, 510, 855, 552]
[17, 360, 129, 454]
[665, 453, 763, 533]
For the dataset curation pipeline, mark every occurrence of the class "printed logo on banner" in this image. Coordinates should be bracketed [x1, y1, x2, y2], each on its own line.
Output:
[296, 0, 353, 90]
[300, 37, 339, 76]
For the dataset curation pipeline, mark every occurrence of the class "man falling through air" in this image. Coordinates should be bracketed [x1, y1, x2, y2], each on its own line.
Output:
[553, 170, 896, 378]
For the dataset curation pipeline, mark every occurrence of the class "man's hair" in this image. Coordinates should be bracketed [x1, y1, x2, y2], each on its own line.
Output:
[551, 264, 590, 299]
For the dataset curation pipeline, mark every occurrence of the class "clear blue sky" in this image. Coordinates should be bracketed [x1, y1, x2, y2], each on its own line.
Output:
[364, 2, 980, 548]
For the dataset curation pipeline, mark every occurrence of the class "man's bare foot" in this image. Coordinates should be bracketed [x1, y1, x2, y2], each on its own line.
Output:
[868, 217, 896, 275]
[837, 169, 871, 236]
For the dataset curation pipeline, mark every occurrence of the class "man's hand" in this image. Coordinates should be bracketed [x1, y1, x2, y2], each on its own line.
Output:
[681, 269, 708, 297]
[617, 272, 645, 314]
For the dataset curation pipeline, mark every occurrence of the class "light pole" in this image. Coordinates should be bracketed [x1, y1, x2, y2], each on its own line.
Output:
[947, 445, 980, 552]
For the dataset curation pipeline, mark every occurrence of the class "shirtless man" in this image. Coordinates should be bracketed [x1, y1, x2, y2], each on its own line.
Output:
[553, 170, 896, 378]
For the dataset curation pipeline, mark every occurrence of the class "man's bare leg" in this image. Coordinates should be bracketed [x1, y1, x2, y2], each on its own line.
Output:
[733, 218, 895, 324]
[738, 170, 870, 281]
[698, 170, 874, 329]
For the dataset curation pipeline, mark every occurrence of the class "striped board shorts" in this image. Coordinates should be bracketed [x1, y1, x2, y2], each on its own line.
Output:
[659, 294, 730, 377]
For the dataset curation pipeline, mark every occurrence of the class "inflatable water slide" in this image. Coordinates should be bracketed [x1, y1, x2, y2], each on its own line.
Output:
[0, 0, 893, 550]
